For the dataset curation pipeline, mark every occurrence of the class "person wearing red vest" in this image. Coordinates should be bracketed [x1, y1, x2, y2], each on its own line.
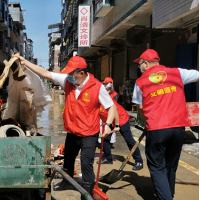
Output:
[102, 77, 119, 101]
[132, 49, 199, 200]
[98, 77, 143, 170]
[16, 55, 118, 198]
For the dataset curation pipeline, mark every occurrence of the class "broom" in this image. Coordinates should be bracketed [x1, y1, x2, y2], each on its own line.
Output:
[93, 127, 109, 200]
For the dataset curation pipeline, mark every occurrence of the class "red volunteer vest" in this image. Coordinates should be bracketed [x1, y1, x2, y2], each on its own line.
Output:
[136, 65, 189, 131]
[99, 95, 129, 126]
[63, 73, 102, 137]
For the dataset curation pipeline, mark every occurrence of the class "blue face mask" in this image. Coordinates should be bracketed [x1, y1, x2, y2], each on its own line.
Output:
[67, 72, 80, 84]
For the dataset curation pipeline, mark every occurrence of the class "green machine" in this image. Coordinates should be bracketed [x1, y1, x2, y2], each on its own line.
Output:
[135, 110, 146, 129]
[0, 134, 94, 200]
[0, 134, 52, 199]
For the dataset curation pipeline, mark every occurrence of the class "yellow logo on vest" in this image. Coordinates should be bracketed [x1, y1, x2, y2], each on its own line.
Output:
[150, 86, 177, 98]
[100, 107, 105, 112]
[149, 71, 167, 85]
[82, 92, 90, 102]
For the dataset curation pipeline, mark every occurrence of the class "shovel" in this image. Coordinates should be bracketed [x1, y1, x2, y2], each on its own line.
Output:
[99, 127, 146, 184]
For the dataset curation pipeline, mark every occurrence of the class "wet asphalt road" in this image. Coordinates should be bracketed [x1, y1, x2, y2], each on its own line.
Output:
[38, 91, 199, 200]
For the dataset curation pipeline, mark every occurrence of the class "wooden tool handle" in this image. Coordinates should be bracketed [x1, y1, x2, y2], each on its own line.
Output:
[96, 129, 105, 186]
[119, 129, 146, 171]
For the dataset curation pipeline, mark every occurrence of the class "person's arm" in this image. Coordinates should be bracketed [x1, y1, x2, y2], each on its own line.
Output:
[99, 85, 118, 138]
[15, 55, 53, 81]
[137, 104, 145, 119]
[113, 106, 120, 132]
[132, 82, 145, 120]
[101, 104, 118, 138]
[178, 68, 199, 84]
[132, 82, 143, 105]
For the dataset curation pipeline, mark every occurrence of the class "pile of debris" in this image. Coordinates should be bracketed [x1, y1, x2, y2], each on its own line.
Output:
[0, 118, 37, 137]
[51, 144, 65, 165]
[0, 52, 52, 137]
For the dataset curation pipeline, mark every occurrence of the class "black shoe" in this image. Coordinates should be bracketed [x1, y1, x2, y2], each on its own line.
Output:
[96, 158, 113, 164]
[53, 179, 72, 191]
[81, 182, 95, 200]
[53, 168, 73, 191]
[132, 163, 143, 170]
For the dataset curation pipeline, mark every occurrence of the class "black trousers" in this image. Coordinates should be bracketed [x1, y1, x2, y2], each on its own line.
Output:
[102, 133, 113, 161]
[103, 120, 143, 163]
[63, 132, 99, 183]
[145, 127, 185, 200]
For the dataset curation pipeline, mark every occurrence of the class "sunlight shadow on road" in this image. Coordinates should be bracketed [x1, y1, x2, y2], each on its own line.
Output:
[98, 171, 155, 200]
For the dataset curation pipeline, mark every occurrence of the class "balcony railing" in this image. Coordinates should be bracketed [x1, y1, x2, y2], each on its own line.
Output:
[62, 0, 78, 39]
[95, 0, 114, 17]
[61, 30, 77, 58]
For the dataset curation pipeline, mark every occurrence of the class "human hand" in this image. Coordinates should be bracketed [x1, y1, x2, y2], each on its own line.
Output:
[100, 125, 111, 138]
[14, 54, 26, 66]
[113, 126, 120, 132]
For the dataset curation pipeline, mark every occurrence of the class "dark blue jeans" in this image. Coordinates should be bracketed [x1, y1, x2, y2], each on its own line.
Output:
[103, 120, 143, 164]
[145, 127, 185, 200]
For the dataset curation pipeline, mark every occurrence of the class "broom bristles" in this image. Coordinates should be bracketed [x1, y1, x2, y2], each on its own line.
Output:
[93, 185, 109, 200]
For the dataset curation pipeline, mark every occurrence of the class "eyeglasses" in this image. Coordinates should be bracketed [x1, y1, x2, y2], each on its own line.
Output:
[68, 70, 77, 77]
[68, 70, 81, 77]
[138, 61, 145, 68]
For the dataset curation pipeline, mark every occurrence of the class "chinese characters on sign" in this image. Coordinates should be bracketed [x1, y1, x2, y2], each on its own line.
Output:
[150, 86, 177, 98]
[78, 6, 90, 47]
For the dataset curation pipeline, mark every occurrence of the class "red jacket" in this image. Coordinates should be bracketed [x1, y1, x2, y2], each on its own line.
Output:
[63, 73, 102, 137]
[136, 65, 189, 131]
[99, 94, 129, 126]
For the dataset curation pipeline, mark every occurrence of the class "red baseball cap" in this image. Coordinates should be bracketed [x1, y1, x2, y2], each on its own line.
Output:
[60, 56, 87, 74]
[103, 77, 113, 84]
[133, 49, 160, 63]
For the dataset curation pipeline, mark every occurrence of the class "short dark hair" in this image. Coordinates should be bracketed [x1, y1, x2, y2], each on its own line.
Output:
[75, 68, 88, 74]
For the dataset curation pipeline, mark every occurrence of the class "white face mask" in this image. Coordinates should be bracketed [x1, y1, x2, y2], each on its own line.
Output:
[140, 68, 145, 73]
[105, 83, 112, 88]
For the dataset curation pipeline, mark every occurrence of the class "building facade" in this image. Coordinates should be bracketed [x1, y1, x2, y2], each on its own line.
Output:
[48, 32, 61, 73]
[0, 1, 36, 96]
[54, 0, 199, 109]
[0, 1, 36, 65]
[60, 0, 78, 70]
[26, 39, 34, 63]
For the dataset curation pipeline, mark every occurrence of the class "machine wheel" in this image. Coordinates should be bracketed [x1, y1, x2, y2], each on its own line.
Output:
[0, 125, 25, 137]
